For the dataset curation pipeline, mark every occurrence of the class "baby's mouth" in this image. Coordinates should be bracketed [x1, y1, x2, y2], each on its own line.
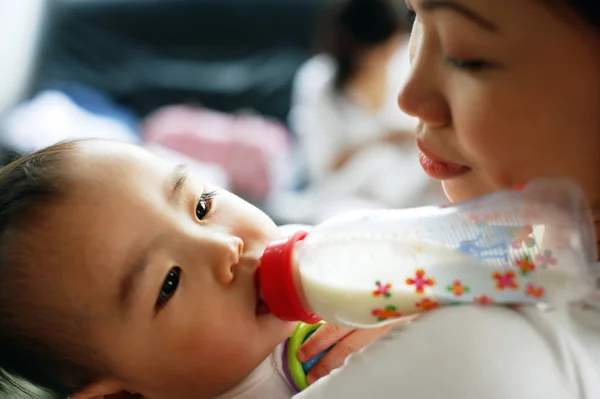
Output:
[254, 271, 271, 316]
[256, 299, 270, 316]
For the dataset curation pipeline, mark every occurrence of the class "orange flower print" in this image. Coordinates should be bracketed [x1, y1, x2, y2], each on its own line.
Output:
[510, 225, 535, 249]
[371, 306, 402, 322]
[516, 255, 536, 276]
[446, 280, 470, 297]
[526, 284, 545, 299]
[473, 295, 495, 305]
[415, 298, 439, 311]
[493, 271, 519, 291]
[372, 281, 392, 298]
[406, 269, 435, 294]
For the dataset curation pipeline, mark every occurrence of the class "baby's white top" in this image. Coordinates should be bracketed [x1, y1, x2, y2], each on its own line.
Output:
[213, 343, 295, 399]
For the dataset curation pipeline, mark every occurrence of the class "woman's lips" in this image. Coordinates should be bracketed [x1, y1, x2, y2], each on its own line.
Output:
[417, 142, 471, 180]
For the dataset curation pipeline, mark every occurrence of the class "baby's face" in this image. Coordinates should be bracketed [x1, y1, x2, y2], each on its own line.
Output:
[35, 141, 292, 398]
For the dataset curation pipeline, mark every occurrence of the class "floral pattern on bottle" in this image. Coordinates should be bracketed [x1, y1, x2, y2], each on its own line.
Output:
[446, 280, 470, 297]
[510, 225, 536, 249]
[516, 255, 536, 276]
[415, 298, 439, 311]
[493, 271, 520, 291]
[473, 295, 495, 305]
[372, 281, 392, 298]
[362, 188, 582, 324]
[526, 284, 545, 299]
[371, 306, 402, 321]
[406, 269, 435, 294]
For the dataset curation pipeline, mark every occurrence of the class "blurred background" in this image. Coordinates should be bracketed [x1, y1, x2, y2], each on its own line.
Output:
[0, 0, 446, 397]
[0, 0, 445, 220]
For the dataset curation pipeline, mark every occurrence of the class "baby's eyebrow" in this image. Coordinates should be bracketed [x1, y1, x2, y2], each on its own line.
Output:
[169, 164, 189, 205]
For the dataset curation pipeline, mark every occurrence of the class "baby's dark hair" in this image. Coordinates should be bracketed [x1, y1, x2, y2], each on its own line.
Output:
[0, 140, 101, 397]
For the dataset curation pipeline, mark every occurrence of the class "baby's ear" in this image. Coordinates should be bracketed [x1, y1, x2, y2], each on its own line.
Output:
[71, 380, 132, 399]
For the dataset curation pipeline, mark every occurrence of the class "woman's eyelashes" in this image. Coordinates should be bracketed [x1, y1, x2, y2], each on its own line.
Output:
[406, 9, 416, 26]
[196, 190, 217, 220]
[445, 57, 493, 72]
[404, 6, 499, 74]
[155, 267, 181, 309]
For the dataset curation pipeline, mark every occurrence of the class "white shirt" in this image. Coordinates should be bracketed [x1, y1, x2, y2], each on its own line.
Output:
[215, 296, 600, 399]
[298, 298, 600, 398]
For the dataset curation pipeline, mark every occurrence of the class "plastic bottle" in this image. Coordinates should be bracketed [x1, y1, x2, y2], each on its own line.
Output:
[259, 179, 598, 328]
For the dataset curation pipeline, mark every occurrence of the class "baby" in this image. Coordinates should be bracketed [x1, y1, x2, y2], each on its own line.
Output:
[0, 139, 324, 399]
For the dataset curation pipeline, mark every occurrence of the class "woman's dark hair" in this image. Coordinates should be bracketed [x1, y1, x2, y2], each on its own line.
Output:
[0, 140, 101, 397]
[317, 0, 408, 91]
[566, 1, 600, 29]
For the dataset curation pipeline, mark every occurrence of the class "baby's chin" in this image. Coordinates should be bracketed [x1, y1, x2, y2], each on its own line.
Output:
[221, 326, 294, 393]
[257, 311, 296, 341]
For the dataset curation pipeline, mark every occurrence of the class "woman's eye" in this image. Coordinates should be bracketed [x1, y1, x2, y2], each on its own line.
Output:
[156, 267, 181, 309]
[195, 191, 217, 220]
[446, 58, 491, 72]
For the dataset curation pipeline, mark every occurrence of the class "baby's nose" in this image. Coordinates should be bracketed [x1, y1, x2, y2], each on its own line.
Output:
[211, 233, 243, 285]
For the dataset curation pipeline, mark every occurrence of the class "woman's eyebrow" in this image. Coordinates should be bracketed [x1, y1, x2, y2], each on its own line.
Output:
[420, 0, 500, 33]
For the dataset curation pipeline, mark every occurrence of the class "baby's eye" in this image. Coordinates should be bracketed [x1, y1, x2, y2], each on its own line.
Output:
[156, 267, 181, 309]
[196, 191, 217, 220]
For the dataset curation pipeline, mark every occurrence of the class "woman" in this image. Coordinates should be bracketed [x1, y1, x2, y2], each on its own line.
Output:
[295, 0, 600, 397]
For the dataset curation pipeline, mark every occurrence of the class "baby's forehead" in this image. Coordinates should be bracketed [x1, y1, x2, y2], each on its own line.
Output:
[68, 142, 172, 189]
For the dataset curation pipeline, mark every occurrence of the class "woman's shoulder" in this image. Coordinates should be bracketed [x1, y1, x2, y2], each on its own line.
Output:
[297, 306, 599, 398]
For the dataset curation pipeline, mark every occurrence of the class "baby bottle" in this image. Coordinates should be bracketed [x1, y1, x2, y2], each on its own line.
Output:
[259, 178, 598, 328]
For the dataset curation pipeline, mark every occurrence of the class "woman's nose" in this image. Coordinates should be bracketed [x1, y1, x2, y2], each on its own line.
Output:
[397, 42, 451, 128]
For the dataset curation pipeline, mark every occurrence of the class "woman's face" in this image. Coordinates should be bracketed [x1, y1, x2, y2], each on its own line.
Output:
[399, 0, 600, 206]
